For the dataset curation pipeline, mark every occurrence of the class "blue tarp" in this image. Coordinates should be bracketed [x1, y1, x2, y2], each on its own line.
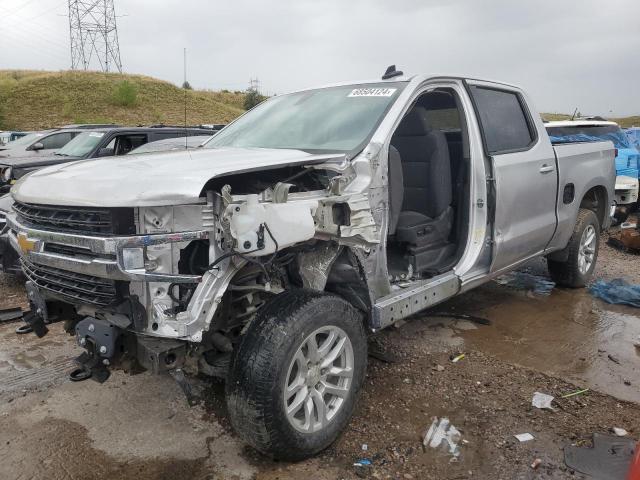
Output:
[589, 278, 640, 308]
[549, 133, 640, 178]
[626, 128, 640, 150]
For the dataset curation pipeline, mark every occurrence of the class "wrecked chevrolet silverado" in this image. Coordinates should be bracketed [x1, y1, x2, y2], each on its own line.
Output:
[4, 68, 615, 460]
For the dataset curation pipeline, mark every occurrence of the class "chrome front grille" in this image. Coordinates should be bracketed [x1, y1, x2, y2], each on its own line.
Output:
[13, 202, 134, 236]
[21, 258, 118, 306]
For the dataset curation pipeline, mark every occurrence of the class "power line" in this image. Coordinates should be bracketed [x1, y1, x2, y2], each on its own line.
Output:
[68, 0, 122, 72]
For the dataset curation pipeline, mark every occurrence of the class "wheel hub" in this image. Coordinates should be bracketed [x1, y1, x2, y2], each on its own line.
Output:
[283, 325, 354, 433]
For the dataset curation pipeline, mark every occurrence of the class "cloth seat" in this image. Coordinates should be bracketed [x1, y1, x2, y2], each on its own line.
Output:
[390, 106, 454, 254]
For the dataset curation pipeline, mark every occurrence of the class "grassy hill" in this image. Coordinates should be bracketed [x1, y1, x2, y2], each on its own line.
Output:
[1, 70, 638, 131]
[0, 70, 246, 130]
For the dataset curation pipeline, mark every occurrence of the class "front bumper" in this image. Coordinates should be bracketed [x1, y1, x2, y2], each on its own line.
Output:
[6, 212, 207, 283]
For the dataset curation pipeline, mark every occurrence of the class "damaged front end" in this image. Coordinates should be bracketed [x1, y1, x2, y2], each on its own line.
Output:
[6, 159, 379, 382]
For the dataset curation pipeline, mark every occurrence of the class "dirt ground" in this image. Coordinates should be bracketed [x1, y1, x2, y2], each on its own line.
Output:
[0, 230, 638, 479]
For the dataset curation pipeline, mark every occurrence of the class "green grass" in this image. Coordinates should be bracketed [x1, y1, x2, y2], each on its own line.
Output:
[0, 70, 246, 130]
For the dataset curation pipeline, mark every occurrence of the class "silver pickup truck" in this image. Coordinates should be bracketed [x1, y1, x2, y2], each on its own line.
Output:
[4, 67, 615, 460]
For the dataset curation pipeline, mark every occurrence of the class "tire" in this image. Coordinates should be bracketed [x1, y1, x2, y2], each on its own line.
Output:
[548, 208, 600, 288]
[225, 289, 367, 460]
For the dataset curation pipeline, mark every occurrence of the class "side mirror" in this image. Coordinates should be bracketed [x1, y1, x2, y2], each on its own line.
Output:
[30, 142, 44, 151]
[96, 148, 114, 157]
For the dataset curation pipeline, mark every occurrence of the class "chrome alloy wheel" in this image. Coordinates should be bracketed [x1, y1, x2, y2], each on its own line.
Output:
[283, 325, 354, 433]
[578, 224, 596, 274]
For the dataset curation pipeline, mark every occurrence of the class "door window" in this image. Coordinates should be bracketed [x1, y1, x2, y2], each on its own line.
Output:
[470, 87, 535, 154]
[115, 134, 147, 155]
[39, 132, 75, 149]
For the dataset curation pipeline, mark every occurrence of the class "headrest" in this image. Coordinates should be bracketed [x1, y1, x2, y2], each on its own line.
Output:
[419, 91, 456, 110]
[395, 107, 429, 137]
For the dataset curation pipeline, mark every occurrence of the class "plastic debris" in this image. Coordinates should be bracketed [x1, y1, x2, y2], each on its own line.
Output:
[532, 392, 555, 410]
[451, 353, 465, 363]
[561, 388, 589, 399]
[353, 458, 372, 466]
[590, 279, 640, 308]
[424, 417, 462, 458]
[514, 433, 535, 442]
[613, 427, 628, 437]
[433, 364, 445, 372]
[361, 443, 368, 451]
[531, 458, 542, 470]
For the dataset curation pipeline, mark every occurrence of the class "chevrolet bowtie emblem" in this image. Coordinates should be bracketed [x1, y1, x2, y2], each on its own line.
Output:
[17, 232, 37, 254]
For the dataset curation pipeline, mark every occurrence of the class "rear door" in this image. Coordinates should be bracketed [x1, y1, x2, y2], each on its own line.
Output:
[467, 82, 557, 271]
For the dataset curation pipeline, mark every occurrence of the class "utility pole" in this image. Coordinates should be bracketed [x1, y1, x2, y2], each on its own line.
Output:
[68, 0, 122, 73]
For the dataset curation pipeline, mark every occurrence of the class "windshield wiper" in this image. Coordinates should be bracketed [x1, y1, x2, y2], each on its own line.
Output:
[54, 152, 70, 156]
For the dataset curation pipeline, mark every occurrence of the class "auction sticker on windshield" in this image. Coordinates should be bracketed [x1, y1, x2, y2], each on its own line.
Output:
[348, 88, 397, 97]
[89, 132, 105, 137]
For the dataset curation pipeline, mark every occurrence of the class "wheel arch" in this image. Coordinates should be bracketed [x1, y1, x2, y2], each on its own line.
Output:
[579, 185, 609, 230]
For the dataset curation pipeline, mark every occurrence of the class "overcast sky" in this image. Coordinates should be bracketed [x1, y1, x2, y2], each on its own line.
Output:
[1, 0, 639, 116]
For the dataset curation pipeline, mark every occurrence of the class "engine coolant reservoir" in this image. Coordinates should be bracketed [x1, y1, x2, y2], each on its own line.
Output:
[228, 194, 318, 255]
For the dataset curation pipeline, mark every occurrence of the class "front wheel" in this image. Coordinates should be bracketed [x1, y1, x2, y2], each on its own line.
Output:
[548, 208, 600, 288]
[225, 289, 367, 460]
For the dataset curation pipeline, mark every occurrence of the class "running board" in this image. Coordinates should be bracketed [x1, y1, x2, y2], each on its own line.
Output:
[372, 273, 460, 330]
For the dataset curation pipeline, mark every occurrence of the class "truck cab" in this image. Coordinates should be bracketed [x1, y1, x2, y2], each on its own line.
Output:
[4, 69, 615, 460]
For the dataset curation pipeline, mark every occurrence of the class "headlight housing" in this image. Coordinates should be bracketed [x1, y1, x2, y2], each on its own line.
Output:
[0, 167, 12, 183]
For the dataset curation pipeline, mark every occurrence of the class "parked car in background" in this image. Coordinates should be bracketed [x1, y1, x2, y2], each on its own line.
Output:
[5, 71, 614, 459]
[546, 120, 640, 222]
[0, 131, 30, 145]
[0, 129, 83, 160]
[128, 135, 212, 154]
[0, 126, 215, 194]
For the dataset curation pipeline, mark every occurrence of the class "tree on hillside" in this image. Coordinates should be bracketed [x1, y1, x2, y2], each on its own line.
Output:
[244, 88, 266, 110]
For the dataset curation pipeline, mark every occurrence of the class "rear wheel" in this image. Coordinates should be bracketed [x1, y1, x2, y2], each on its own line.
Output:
[548, 208, 600, 288]
[225, 289, 367, 460]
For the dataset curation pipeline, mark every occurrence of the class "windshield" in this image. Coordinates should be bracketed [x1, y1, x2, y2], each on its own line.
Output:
[204, 83, 406, 153]
[56, 131, 105, 157]
[6, 132, 43, 147]
[547, 125, 632, 149]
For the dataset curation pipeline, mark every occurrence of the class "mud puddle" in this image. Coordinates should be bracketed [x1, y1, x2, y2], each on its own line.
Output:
[438, 271, 640, 403]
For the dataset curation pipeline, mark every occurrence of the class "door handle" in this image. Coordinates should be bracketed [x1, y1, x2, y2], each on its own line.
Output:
[539, 164, 555, 174]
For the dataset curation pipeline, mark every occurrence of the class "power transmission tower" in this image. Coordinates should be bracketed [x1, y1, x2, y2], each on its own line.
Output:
[249, 77, 261, 94]
[68, 0, 122, 73]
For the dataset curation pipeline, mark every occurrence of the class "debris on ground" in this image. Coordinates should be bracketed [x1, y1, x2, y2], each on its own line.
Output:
[514, 433, 535, 442]
[531, 458, 542, 470]
[424, 417, 462, 459]
[608, 354, 621, 364]
[532, 392, 555, 410]
[564, 433, 637, 480]
[353, 458, 372, 466]
[430, 312, 492, 326]
[495, 271, 555, 295]
[590, 278, 640, 307]
[432, 364, 445, 372]
[613, 427, 629, 437]
[560, 388, 589, 399]
[450, 353, 465, 363]
[0, 307, 24, 323]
